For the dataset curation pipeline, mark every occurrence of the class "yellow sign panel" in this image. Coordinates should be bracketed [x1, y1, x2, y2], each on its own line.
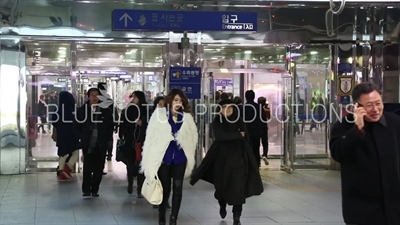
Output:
[337, 75, 355, 96]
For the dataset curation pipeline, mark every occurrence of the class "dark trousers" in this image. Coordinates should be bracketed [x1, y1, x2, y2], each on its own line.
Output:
[38, 116, 47, 132]
[249, 137, 261, 167]
[123, 157, 137, 185]
[121, 153, 145, 193]
[218, 200, 242, 217]
[107, 139, 113, 157]
[261, 134, 269, 157]
[82, 150, 106, 193]
[158, 162, 186, 219]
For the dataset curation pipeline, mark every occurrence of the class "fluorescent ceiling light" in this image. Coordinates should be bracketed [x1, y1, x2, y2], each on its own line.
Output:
[59, 47, 67, 50]
[244, 50, 252, 54]
[91, 62, 101, 65]
[310, 51, 318, 55]
[58, 50, 66, 53]
[110, 77, 119, 80]
[120, 75, 132, 79]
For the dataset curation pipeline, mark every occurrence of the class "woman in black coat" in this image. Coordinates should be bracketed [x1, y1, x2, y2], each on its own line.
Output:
[52, 91, 80, 181]
[119, 91, 148, 196]
[190, 99, 264, 225]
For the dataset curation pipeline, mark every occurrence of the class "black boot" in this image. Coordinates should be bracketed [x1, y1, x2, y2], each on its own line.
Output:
[233, 217, 241, 225]
[127, 185, 133, 194]
[170, 180, 183, 225]
[232, 205, 242, 225]
[158, 208, 166, 225]
[169, 215, 177, 225]
[218, 200, 227, 219]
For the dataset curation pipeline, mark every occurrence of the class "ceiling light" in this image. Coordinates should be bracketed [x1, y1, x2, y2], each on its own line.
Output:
[310, 51, 318, 55]
[58, 50, 66, 54]
[244, 50, 252, 54]
[120, 75, 132, 79]
[90, 62, 101, 65]
[59, 47, 67, 50]
[110, 77, 119, 80]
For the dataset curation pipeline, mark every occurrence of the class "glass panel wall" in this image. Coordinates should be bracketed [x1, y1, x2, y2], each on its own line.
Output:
[291, 45, 331, 169]
[76, 43, 164, 109]
[0, 37, 27, 174]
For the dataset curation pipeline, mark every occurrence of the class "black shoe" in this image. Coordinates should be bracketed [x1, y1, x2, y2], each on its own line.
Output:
[233, 217, 241, 225]
[137, 192, 144, 198]
[127, 185, 133, 194]
[82, 192, 91, 198]
[91, 193, 99, 197]
[107, 156, 112, 161]
[219, 207, 227, 219]
[169, 215, 177, 225]
[102, 171, 107, 175]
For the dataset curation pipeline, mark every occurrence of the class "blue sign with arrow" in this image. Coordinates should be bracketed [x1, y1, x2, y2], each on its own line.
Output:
[169, 67, 202, 99]
[112, 9, 257, 32]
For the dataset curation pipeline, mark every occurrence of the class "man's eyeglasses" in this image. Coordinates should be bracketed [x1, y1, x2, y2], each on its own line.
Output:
[357, 102, 382, 110]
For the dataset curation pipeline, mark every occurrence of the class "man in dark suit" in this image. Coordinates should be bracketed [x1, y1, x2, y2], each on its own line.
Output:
[240, 90, 266, 167]
[330, 82, 400, 225]
[75, 88, 114, 197]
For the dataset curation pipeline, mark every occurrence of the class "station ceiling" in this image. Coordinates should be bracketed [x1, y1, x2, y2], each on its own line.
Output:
[25, 42, 331, 65]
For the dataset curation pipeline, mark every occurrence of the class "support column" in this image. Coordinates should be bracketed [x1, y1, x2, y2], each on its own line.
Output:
[329, 44, 340, 170]
[70, 42, 77, 100]
[370, 7, 385, 92]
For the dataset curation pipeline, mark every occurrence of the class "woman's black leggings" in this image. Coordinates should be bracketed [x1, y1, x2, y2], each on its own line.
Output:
[157, 163, 186, 218]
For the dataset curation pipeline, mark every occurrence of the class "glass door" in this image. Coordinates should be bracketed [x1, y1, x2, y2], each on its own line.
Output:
[290, 45, 331, 170]
[25, 41, 72, 172]
[280, 75, 294, 173]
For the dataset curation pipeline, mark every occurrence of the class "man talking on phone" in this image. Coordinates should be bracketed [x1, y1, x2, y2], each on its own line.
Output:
[329, 82, 400, 225]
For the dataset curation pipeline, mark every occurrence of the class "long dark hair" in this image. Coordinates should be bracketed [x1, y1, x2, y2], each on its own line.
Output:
[131, 91, 147, 106]
[152, 96, 164, 114]
[163, 89, 191, 113]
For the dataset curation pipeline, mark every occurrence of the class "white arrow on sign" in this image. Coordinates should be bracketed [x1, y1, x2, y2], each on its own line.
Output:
[119, 13, 132, 27]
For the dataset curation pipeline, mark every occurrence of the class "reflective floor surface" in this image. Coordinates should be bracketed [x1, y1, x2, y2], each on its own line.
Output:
[0, 169, 345, 225]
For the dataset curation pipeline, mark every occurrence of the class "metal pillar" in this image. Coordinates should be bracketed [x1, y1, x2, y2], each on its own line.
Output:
[70, 42, 77, 100]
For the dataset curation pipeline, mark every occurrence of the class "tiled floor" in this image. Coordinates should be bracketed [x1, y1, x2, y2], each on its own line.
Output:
[0, 168, 345, 225]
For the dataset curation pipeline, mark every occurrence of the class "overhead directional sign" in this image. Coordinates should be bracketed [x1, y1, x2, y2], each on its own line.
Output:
[169, 67, 201, 99]
[112, 9, 257, 32]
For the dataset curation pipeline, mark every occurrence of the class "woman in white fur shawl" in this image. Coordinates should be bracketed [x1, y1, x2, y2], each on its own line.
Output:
[141, 89, 198, 225]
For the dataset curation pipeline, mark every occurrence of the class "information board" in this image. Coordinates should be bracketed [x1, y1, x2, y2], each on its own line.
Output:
[169, 67, 201, 99]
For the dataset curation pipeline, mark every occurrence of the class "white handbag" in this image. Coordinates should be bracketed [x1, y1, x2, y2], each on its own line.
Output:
[141, 175, 163, 205]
